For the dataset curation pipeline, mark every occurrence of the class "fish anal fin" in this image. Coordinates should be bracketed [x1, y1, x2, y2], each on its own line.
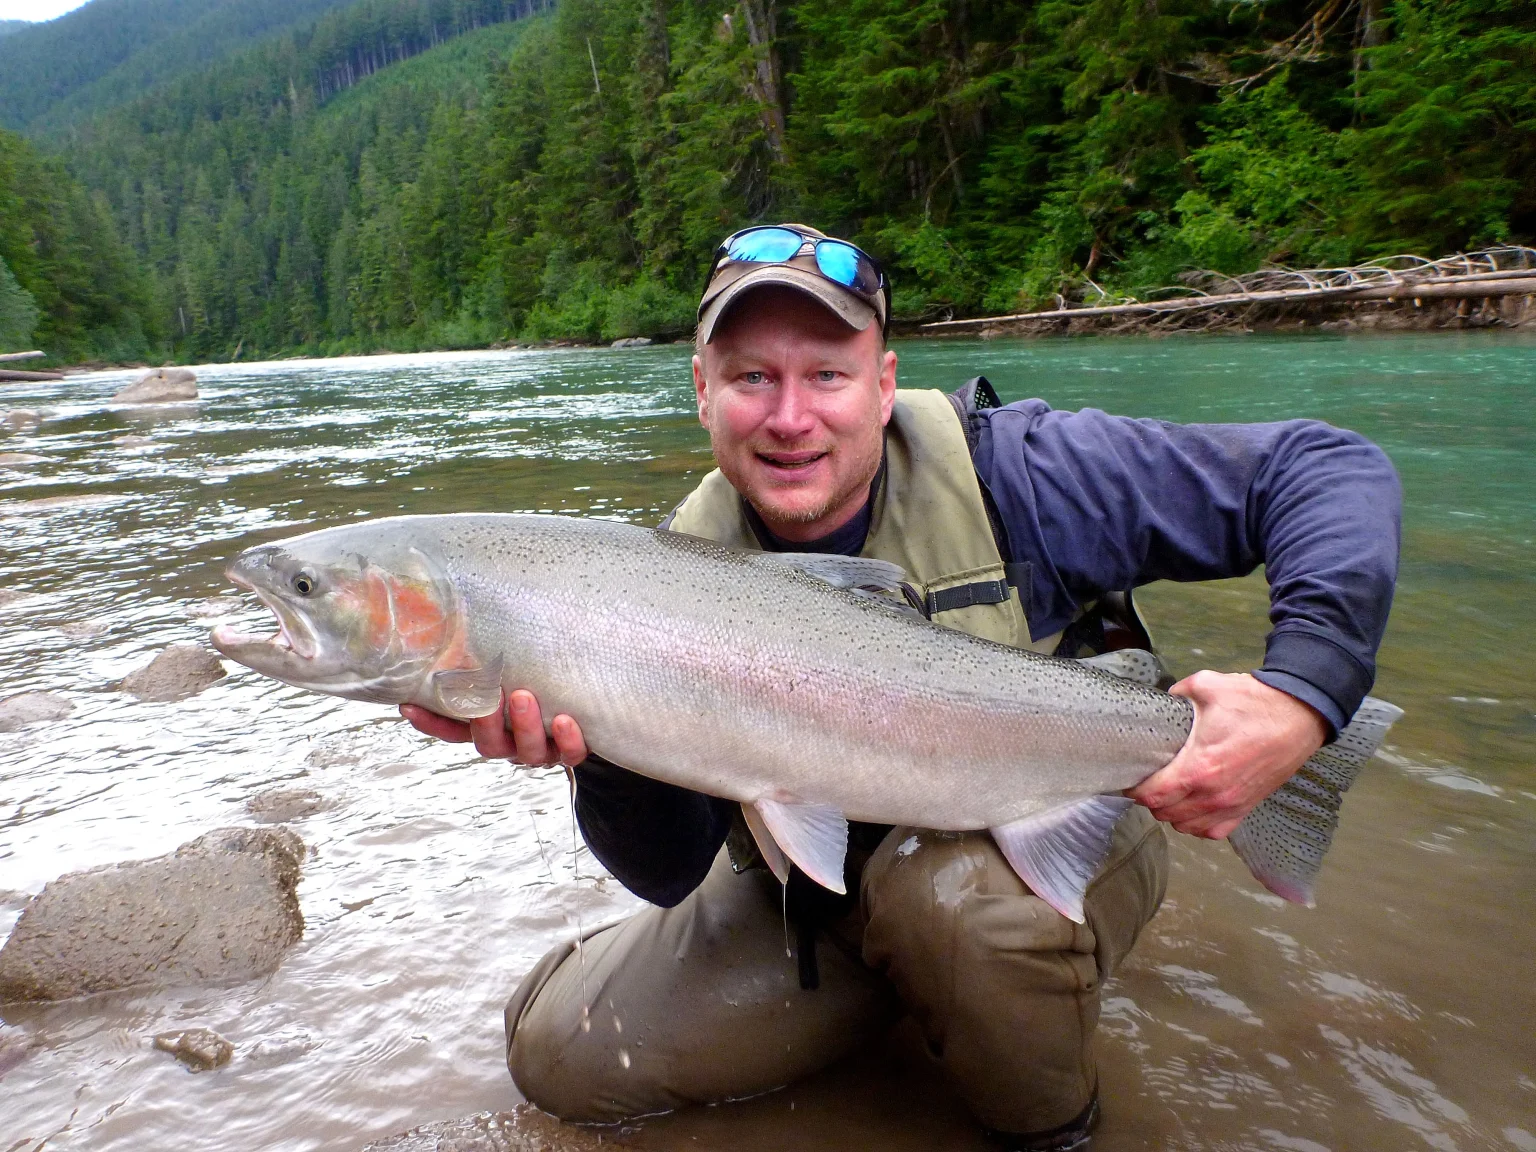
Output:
[752, 796, 848, 894]
[1228, 694, 1403, 907]
[430, 654, 505, 720]
[1077, 649, 1166, 687]
[741, 802, 790, 885]
[991, 796, 1135, 924]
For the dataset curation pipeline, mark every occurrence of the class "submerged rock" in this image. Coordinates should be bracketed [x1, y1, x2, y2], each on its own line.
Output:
[1, 409, 42, 433]
[153, 1027, 234, 1072]
[112, 433, 155, 448]
[246, 788, 329, 823]
[0, 691, 74, 732]
[0, 452, 47, 466]
[119, 644, 226, 701]
[114, 367, 197, 404]
[361, 1106, 610, 1152]
[0, 826, 304, 1002]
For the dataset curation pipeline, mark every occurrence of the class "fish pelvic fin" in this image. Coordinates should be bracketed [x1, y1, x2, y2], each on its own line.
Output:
[748, 796, 849, 894]
[991, 796, 1136, 924]
[429, 654, 505, 720]
[1229, 694, 1404, 907]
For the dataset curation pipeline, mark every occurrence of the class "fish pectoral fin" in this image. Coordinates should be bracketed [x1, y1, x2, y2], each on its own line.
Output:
[429, 655, 505, 720]
[741, 802, 791, 885]
[751, 796, 849, 894]
[1229, 694, 1403, 907]
[991, 796, 1136, 924]
[763, 553, 908, 597]
[1076, 649, 1166, 687]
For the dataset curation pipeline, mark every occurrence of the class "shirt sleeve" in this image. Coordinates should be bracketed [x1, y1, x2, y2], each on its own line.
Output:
[572, 755, 735, 907]
[973, 400, 1401, 733]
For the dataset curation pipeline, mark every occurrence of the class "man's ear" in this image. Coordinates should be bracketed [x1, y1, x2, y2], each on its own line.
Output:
[692, 354, 709, 429]
[878, 348, 898, 425]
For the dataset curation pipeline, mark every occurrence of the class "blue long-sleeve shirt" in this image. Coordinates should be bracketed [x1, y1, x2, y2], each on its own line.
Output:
[574, 398, 1402, 907]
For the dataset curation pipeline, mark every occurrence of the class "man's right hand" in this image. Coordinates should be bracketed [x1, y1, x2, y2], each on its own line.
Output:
[400, 690, 588, 767]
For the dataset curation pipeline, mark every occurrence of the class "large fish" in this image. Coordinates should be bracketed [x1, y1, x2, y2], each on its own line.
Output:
[211, 513, 1401, 921]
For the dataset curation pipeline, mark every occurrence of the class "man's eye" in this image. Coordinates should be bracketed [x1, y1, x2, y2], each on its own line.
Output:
[743, 372, 766, 385]
[817, 370, 837, 383]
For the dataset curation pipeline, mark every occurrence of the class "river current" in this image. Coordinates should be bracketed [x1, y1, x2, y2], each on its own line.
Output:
[1, 333, 1532, 1151]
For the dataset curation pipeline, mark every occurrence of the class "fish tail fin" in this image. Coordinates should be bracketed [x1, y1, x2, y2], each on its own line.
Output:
[1229, 695, 1404, 906]
[991, 795, 1136, 924]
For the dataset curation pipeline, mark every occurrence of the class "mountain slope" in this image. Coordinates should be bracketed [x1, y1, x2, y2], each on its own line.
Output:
[0, 0, 355, 132]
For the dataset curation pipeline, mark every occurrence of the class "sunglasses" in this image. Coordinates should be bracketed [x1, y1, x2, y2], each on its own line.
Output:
[707, 226, 890, 328]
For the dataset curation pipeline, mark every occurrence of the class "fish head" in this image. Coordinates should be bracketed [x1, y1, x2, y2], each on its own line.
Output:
[211, 530, 457, 704]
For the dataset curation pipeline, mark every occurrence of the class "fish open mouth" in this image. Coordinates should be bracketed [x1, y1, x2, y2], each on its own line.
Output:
[210, 569, 318, 661]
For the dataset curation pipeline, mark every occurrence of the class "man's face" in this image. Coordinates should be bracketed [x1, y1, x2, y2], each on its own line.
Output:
[693, 287, 897, 542]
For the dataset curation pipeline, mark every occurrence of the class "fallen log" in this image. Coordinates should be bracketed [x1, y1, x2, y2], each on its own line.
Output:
[0, 369, 64, 382]
[0, 351, 45, 363]
[921, 272, 1536, 331]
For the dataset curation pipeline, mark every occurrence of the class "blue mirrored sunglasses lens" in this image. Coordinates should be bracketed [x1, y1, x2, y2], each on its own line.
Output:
[726, 228, 804, 264]
[815, 241, 869, 292]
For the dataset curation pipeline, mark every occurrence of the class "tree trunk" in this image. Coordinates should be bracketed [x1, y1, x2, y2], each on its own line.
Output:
[739, 0, 787, 162]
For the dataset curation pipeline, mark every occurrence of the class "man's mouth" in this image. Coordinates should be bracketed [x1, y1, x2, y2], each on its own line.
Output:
[755, 449, 829, 476]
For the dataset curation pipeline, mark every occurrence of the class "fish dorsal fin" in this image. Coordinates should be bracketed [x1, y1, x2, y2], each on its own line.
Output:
[430, 654, 505, 720]
[1229, 695, 1403, 906]
[991, 796, 1135, 923]
[1077, 649, 1165, 687]
[750, 796, 849, 894]
[741, 802, 790, 885]
[763, 553, 908, 596]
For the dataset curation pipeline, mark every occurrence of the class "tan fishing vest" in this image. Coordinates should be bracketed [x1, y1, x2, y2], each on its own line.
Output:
[668, 388, 1065, 654]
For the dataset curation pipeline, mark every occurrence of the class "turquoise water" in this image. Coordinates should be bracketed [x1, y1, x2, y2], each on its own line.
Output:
[0, 334, 1531, 1151]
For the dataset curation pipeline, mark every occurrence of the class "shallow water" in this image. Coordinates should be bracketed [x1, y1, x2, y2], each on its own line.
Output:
[0, 334, 1532, 1151]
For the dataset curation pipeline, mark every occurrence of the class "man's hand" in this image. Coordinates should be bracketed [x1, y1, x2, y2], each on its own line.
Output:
[1127, 670, 1328, 840]
[400, 690, 588, 767]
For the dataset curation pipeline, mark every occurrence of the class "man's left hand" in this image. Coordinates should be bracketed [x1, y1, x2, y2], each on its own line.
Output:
[1126, 670, 1328, 840]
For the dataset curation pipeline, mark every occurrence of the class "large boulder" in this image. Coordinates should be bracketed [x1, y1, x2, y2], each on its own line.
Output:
[0, 826, 304, 1002]
[361, 1106, 610, 1152]
[119, 644, 226, 701]
[113, 367, 197, 404]
[0, 690, 74, 732]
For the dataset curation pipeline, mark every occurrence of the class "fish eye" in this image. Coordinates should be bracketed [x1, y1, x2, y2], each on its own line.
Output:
[292, 571, 317, 596]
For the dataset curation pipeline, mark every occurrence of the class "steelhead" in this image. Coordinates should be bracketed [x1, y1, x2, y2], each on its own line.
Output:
[211, 513, 1401, 921]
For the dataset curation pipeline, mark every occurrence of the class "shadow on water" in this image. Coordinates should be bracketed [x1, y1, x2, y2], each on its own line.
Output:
[0, 335, 1532, 1150]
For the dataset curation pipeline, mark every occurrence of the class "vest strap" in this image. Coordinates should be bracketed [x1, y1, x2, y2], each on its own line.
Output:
[926, 579, 1011, 616]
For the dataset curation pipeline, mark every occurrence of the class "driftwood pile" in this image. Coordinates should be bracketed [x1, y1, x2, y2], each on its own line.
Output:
[922, 247, 1536, 337]
[0, 350, 62, 383]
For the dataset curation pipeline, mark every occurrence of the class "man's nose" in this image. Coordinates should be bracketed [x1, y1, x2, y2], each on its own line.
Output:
[764, 380, 817, 437]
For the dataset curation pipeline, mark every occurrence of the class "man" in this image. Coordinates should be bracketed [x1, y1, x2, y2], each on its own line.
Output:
[405, 225, 1400, 1149]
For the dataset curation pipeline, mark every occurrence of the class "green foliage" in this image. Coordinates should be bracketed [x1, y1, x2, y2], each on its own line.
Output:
[0, 256, 40, 350]
[12, 0, 1535, 360]
[0, 128, 154, 361]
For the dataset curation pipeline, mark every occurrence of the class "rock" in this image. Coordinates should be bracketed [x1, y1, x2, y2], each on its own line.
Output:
[242, 1027, 318, 1067]
[119, 644, 226, 701]
[0, 826, 305, 1002]
[112, 434, 155, 448]
[245, 788, 328, 823]
[0, 1025, 33, 1080]
[57, 619, 108, 639]
[6, 493, 118, 513]
[2, 409, 42, 433]
[0, 691, 74, 732]
[113, 367, 197, 404]
[361, 1106, 611, 1152]
[0, 452, 47, 465]
[609, 336, 653, 349]
[153, 1027, 234, 1072]
[0, 588, 36, 608]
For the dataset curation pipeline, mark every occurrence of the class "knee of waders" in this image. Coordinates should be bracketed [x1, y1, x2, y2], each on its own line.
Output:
[503, 939, 620, 1124]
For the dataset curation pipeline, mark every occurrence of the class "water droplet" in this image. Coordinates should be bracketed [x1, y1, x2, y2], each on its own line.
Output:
[618, 1048, 631, 1069]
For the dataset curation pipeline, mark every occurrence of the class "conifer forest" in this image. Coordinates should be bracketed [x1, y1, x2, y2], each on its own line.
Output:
[1, 0, 1532, 362]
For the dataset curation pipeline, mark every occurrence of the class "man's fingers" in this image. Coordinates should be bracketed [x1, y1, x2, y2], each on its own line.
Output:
[470, 694, 516, 760]
[550, 714, 588, 767]
[400, 704, 473, 743]
[508, 690, 554, 765]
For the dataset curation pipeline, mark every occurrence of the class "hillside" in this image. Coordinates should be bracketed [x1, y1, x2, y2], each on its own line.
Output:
[0, 0, 358, 132]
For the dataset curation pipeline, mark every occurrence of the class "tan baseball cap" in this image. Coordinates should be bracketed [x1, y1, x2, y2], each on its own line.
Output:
[696, 224, 887, 344]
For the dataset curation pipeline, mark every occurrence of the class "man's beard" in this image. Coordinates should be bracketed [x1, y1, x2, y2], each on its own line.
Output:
[713, 430, 882, 529]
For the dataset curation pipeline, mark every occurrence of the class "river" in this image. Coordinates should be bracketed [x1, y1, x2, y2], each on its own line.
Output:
[1, 333, 1532, 1151]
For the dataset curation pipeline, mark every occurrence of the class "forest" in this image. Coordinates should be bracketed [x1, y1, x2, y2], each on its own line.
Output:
[1, 0, 1533, 362]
